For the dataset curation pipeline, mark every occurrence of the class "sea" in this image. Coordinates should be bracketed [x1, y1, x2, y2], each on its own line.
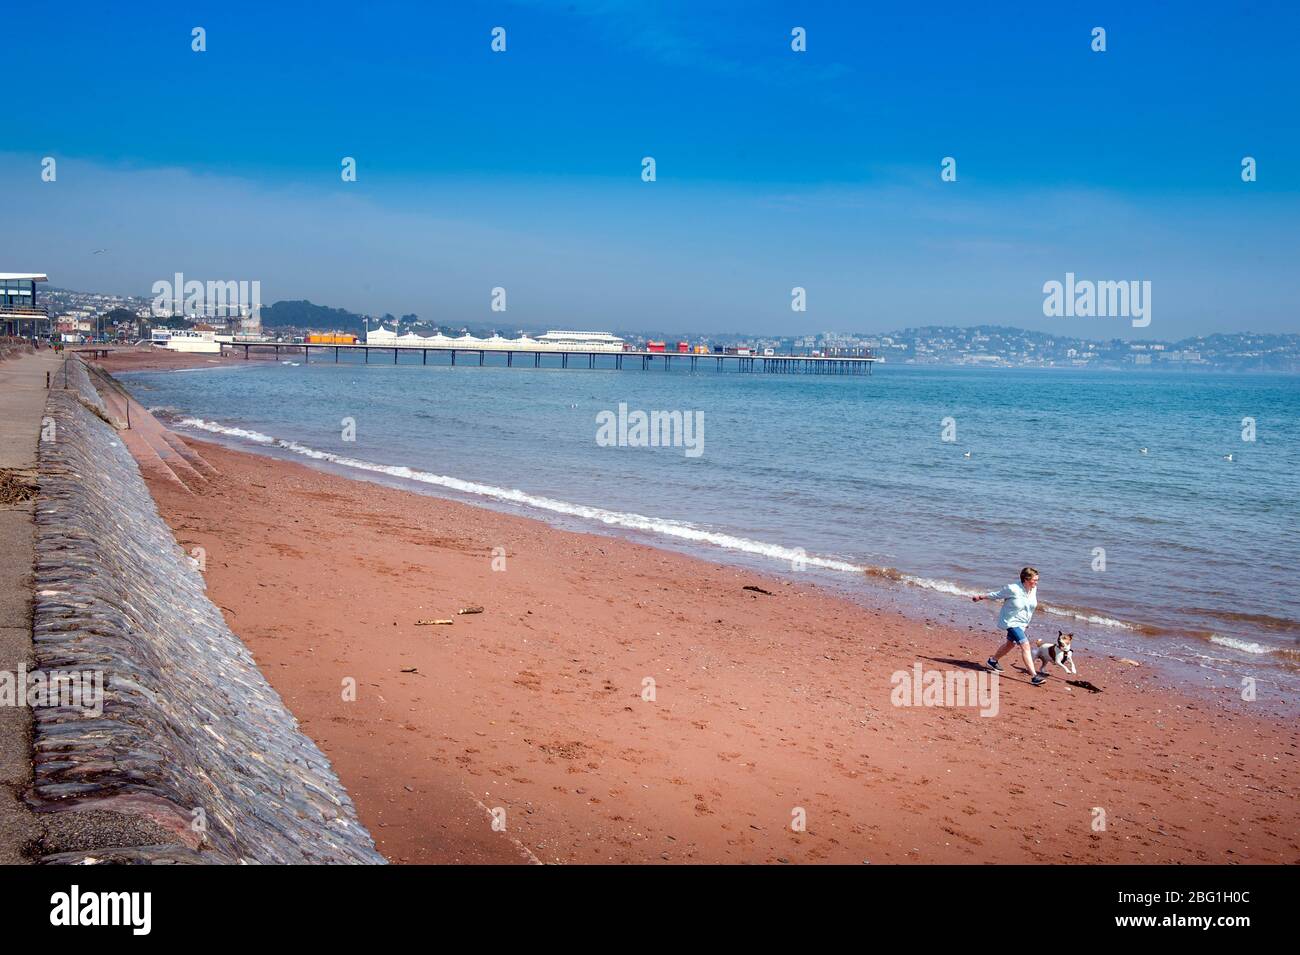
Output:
[122, 356, 1300, 703]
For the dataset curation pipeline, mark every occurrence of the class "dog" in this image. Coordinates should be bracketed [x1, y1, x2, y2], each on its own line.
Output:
[1032, 631, 1077, 675]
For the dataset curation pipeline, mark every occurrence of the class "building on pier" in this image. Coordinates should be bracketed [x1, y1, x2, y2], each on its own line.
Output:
[365, 325, 627, 352]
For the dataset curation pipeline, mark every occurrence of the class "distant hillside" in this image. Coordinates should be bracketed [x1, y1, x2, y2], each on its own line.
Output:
[260, 300, 368, 334]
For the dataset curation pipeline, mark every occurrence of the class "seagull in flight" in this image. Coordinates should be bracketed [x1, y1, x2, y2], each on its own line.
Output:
[91, 249, 108, 254]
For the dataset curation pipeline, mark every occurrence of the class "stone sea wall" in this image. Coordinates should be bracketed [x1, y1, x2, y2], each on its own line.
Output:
[30, 359, 385, 863]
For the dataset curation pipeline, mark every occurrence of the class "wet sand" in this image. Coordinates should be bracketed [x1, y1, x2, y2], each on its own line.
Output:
[93, 347, 234, 373]
[140, 437, 1300, 864]
[94, 345, 305, 374]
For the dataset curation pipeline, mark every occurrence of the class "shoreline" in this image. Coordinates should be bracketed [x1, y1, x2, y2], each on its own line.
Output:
[152, 409, 1300, 710]
[134, 431, 1298, 863]
[102, 351, 1300, 699]
[93, 347, 237, 373]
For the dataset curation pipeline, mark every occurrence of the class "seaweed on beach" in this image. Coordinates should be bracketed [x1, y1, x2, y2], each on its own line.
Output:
[0, 469, 37, 505]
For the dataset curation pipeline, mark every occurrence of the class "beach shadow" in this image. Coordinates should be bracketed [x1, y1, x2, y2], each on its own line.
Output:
[921, 656, 988, 673]
[920, 656, 1045, 686]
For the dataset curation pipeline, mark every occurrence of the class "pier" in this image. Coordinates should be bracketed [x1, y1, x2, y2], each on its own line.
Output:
[220, 342, 878, 375]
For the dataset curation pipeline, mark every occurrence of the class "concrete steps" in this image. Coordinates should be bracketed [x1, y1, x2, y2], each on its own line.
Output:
[86, 366, 219, 494]
[136, 424, 208, 491]
[162, 431, 220, 480]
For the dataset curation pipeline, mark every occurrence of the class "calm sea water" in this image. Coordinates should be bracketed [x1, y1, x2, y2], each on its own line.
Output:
[124, 357, 1300, 698]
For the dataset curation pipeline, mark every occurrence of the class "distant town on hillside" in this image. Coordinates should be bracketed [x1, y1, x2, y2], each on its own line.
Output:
[40, 286, 1300, 373]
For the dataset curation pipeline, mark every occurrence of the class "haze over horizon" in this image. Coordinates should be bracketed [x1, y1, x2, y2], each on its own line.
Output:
[4, 0, 1297, 339]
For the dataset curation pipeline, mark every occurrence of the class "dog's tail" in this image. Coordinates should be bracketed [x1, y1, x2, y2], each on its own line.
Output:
[1034, 639, 1046, 647]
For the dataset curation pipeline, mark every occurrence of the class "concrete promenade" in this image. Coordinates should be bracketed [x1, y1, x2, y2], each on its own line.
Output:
[0, 347, 59, 863]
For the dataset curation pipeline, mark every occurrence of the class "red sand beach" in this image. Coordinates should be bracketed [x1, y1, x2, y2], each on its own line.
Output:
[136, 436, 1298, 864]
[94, 344, 300, 374]
[93, 346, 234, 373]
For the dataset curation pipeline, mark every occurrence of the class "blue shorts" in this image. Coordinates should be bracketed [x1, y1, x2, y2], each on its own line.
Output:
[1005, 627, 1027, 645]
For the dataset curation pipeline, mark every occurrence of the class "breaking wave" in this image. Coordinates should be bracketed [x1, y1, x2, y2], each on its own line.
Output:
[177, 417, 867, 573]
[172, 416, 1209, 644]
[1209, 635, 1282, 656]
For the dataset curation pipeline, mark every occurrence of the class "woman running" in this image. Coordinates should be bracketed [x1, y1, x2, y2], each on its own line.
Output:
[972, 566, 1045, 685]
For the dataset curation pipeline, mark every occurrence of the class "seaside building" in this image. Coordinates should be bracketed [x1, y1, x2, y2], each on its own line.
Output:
[1, 272, 49, 340]
[534, 330, 627, 350]
[150, 326, 222, 353]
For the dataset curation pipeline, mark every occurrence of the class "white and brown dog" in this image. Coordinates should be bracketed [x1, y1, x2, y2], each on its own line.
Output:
[1032, 631, 1078, 675]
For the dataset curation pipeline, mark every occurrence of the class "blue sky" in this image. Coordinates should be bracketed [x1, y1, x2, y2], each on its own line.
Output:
[3, 0, 1297, 337]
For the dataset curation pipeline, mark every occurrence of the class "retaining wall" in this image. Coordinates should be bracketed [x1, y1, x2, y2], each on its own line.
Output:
[29, 359, 384, 863]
